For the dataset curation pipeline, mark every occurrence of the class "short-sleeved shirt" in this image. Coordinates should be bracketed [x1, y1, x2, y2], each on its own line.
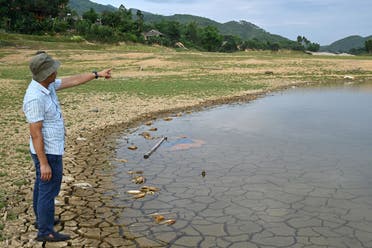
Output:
[23, 79, 65, 155]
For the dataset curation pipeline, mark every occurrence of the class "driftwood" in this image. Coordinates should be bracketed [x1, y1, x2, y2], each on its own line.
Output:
[144, 136, 167, 159]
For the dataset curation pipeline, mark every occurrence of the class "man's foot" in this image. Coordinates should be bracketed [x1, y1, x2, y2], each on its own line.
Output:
[36, 232, 71, 242]
[34, 218, 61, 229]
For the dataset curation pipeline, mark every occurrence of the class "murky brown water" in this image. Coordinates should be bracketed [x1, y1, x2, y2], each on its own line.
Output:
[111, 83, 372, 247]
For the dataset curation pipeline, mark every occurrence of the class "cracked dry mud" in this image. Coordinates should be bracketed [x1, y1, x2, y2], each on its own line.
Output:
[112, 148, 372, 247]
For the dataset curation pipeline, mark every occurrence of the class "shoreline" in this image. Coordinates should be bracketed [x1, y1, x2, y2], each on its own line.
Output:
[3, 76, 372, 246]
[1, 80, 287, 247]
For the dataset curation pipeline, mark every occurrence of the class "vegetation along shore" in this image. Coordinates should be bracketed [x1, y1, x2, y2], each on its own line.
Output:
[0, 33, 372, 247]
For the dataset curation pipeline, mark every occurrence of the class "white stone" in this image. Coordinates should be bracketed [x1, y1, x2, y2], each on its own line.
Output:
[73, 182, 93, 189]
[344, 75, 355, 80]
[62, 176, 74, 183]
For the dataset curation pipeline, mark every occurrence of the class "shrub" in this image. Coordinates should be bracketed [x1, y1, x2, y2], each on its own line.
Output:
[70, 35, 85, 42]
[87, 24, 119, 43]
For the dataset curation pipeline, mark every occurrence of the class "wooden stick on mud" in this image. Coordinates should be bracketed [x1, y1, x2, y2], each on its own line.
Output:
[144, 136, 167, 159]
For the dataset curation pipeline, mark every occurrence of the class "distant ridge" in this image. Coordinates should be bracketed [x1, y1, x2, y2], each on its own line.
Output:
[143, 13, 291, 43]
[137, 12, 292, 43]
[320, 35, 372, 53]
[70, 0, 293, 43]
[68, 0, 116, 15]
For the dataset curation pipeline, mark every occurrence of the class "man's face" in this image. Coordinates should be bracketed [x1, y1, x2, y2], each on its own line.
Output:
[47, 71, 57, 83]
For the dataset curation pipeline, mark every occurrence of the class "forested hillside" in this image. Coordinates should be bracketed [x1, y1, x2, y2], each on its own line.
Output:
[68, 0, 116, 15]
[137, 12, 291, 44]
[0, 0, 319, 52]
[68, 0, 294, 45]
[320, 35, 372, 53]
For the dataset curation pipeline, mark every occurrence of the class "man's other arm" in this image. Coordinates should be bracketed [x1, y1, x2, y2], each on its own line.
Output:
[30, 121, 52, 181]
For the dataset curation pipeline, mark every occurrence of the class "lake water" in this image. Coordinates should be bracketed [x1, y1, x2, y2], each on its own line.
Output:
[111, 83, 372, 247]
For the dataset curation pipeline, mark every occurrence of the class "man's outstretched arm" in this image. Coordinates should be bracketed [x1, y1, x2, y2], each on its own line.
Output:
[58, 69, 112, 90]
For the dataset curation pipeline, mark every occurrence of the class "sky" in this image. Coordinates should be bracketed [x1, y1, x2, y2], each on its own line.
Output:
[91, 0, 372, 45]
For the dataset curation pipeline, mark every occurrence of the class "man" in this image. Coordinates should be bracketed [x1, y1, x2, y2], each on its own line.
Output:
[23, 51, 112, 242]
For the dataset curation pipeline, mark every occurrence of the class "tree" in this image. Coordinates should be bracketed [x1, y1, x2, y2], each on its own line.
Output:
[116, 5, 134, 33]
[167, 21, 181, 43]
[297, 35, 303, 43]
[220, 35, 239, 53]
[365, 39, 372, 54]
[268, 42, 280, 51]
[155, 20, 181, 44]
[184, 22, 199, 44]
[296, 35, 320, 52]
[87, 24, 118, 43]
[83, 8, 99, 24]
[303, 36, 310, 46]
[307, 42, 320, 52]
[75, 20, 91, 35]
[200, 26, 222, 52]
[118, 4, 127, 12]
[135, 10, 144, 34]
[240, 39, 265, 50]
[34, 0, 68, 19]
[0, 0, 68, 33]
[101, 11, 121, 28]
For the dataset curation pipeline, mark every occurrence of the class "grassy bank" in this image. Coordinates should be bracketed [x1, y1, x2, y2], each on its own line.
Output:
[1, 33, 372, 245]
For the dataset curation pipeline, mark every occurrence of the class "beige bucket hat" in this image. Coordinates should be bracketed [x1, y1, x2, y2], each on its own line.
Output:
[29, 52, 60, 82]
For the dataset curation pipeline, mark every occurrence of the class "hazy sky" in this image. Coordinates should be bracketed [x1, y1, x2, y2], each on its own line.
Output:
[91, 0, 371, 45]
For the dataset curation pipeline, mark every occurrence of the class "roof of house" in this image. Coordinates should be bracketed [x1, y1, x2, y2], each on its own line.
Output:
[144, 29, 164, 37]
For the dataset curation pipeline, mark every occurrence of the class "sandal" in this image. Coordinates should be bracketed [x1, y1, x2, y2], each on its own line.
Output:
[36, 232, 70, 242]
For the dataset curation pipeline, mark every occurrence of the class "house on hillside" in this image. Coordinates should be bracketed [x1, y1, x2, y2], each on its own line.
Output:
[143, 29, 164, 40]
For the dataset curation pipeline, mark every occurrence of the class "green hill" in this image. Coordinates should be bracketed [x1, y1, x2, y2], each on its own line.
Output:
[139, 12, 218, 27]
[68, 0, 116, 15]
[218, 20, 290, 43]
[320, 35, 372, 53]
[138, 12, 292, 43]
[69, 0, 292, 43]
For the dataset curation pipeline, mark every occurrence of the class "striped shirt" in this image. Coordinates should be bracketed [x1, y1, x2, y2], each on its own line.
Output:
[23, 79, 65, 155]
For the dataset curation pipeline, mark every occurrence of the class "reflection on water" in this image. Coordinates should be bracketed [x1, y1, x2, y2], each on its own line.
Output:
[111, 83, 372, 247]
[163, 137, 205, 151]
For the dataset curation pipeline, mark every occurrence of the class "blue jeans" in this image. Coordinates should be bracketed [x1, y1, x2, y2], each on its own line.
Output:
[31, 153, 63, 236]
